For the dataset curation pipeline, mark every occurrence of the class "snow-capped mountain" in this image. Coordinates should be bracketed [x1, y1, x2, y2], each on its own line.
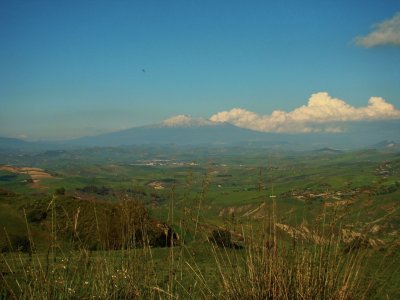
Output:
[160, 115, 216, 127]
[1, 116, 399, 151]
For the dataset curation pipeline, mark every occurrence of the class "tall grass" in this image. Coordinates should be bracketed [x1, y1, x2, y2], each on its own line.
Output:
[1, 183, 398, 299]
[208, 214, 373, 299]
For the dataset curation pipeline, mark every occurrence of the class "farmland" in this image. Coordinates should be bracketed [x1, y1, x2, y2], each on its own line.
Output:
[1, 146, 400, 299]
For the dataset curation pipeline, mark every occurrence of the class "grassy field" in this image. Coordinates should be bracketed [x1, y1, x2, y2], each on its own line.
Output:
[1, 146, 399, 298]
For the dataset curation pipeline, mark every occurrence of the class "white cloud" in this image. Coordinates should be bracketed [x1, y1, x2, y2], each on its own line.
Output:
[162, 114, 215, 127]
[354, 12, 400, 47]
[209, 92, 400, 133]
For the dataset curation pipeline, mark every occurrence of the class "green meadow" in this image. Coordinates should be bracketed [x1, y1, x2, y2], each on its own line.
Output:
[1, 147, 399, 299]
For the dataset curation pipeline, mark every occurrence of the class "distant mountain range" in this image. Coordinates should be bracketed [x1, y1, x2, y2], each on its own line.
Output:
[372, 140, 399, 150]
[0, 118, 399, 151]
[0, 137, 56, 152]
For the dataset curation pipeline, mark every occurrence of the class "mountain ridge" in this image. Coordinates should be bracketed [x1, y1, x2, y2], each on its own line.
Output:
[0, 119, 399, 151]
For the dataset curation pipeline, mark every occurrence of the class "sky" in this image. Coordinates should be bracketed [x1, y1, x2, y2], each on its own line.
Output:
[1, 0, 400, 140]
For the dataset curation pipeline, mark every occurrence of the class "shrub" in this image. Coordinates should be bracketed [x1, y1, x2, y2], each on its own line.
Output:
[137, 220, 179, 247]
[209, 229, 233, 248]
[1, 234, 30, 253]
[27, 209, 47, 223]
[55, 187, 66, 195]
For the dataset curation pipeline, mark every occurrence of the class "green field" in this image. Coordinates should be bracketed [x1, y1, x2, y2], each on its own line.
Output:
[1, 146, 399, 299]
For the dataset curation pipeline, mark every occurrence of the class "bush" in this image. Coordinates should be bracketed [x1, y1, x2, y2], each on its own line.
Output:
[27, 209, 47, 223]
[1, 234, 31, 253]
[209, 229, 241, 248]
[76, 185, 111, 195]
[55, 187, 66, 195]
[137, 221, 179, 247]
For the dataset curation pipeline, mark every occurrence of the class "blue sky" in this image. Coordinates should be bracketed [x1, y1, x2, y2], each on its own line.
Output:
[1, 0, 400, 140]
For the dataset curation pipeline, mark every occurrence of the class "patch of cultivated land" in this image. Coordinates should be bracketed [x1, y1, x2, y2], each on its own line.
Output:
[0, 165, 55, 188]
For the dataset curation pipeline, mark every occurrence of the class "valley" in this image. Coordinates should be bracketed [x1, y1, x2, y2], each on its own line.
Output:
[1, 145, 399, 298]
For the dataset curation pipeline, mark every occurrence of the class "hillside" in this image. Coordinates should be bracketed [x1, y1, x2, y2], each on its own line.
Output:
[1, 146, 400, 298]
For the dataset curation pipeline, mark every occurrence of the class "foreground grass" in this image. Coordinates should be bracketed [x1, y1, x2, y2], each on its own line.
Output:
[2, 202, 399, 299]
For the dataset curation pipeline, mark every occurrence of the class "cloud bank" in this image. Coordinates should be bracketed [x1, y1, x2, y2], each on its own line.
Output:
[209, 92, 400, 133]
[354, 12, 400, 47]
[162, 114, 214, 127]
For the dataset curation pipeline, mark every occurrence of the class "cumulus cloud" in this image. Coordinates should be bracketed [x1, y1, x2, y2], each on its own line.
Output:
[162, 114, 215, 127]
[209, 92, 400, 133]
[354, 12, 400, 47]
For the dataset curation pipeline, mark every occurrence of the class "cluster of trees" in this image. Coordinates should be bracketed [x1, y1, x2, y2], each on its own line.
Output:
[76, 185, 111, 196]
[4, 193, 178, 253]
